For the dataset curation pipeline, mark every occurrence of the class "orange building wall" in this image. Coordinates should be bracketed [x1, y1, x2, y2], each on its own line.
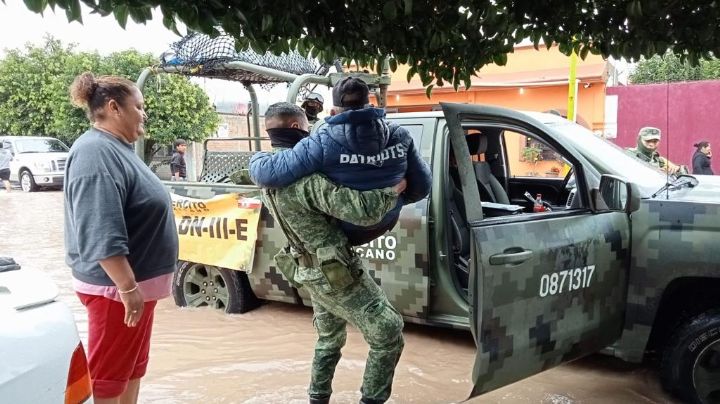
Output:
[389, 85, 605, 131]
[385, 45, 609, 131]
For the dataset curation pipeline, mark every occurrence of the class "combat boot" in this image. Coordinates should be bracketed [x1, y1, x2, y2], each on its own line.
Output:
[309, 394, 330, 404]
[359, 398, 384, 404]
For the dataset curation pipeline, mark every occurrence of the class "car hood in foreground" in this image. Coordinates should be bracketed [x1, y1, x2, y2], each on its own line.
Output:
[0, 269, 59, 310]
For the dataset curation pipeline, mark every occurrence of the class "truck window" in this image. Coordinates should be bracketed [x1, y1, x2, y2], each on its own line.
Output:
[504, 130, 569, 179]
[400, 124, 423, 147]
[15, 138, 69, 153]
[500, 129, 580, 212]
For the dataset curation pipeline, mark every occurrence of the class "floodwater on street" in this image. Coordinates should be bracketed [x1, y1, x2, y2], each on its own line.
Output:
[0, 190, 681, 403]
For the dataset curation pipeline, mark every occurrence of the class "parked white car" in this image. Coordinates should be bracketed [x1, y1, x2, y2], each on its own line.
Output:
[0, 258, 92, 403]
[0, 136, 69, 192]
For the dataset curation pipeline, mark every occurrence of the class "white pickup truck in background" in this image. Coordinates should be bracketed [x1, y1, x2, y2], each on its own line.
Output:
[0, 136, 69, 192]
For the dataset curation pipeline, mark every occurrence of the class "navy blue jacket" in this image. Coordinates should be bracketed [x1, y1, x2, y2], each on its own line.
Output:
[250, 107, 432, 245]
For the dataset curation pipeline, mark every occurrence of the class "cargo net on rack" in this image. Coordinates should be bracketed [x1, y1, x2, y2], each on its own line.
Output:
[160, 32, 325, 88]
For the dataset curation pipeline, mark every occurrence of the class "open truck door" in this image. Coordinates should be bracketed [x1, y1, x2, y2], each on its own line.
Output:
[440, 102, 632, 396]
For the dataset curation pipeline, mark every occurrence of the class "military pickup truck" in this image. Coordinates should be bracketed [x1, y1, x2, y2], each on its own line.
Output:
[163, 102, 719, 403]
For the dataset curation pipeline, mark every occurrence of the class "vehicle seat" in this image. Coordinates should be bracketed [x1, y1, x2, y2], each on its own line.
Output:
[467, 134, 510, 204]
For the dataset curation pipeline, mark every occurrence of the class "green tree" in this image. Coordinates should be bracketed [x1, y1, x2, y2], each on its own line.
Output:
[630, 51, 720, 84]
[21, 0, 720, 89]
[0, 37, 219, 157]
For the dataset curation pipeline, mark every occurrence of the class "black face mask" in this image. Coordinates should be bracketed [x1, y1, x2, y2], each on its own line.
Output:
[304, 106, 321, 119]
[266, 127, 309, 148]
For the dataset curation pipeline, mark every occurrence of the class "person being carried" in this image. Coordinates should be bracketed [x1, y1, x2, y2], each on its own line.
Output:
[250, 77, 432, 245]
[625, 127, 687, 175]
[170, 139, 187, 181]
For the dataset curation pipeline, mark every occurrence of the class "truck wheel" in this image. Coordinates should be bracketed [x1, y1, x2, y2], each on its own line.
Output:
[20, 170, 37, 192]
[172, 261, 260, 314]
[661, 309, 720, 404]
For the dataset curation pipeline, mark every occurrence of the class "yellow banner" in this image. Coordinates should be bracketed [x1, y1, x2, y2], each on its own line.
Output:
[171, 193, 262, 271]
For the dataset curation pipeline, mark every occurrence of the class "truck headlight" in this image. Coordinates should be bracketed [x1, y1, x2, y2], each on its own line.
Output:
[33, 161, 52, 172]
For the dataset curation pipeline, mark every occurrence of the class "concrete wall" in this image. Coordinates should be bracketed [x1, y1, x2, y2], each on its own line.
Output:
[607, 80, 720, 171]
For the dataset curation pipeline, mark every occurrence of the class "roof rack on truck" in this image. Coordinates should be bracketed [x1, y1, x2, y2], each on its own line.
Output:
[134, 32, 391, 166]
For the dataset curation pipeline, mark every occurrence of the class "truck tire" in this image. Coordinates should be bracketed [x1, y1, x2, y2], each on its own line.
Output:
[172, 261, 260, 314]
[661, 309, 720, 404]
[20, 170, 38, 192]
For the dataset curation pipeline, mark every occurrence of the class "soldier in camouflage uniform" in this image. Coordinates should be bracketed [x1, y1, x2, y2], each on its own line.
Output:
[301, 93, 324, 133]
[251, 102, 405, 404]
[625, 126, 686, 174]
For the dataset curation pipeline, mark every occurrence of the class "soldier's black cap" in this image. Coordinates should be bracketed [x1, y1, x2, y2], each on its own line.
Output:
[332, 77, 369, 109]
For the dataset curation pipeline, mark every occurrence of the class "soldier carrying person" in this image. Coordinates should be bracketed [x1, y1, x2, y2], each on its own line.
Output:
[250, 101, 409, 404]
[250, 77, 431, 246]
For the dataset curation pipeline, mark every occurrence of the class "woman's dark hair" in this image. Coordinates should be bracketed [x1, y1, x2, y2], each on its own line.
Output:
[69, 72, 137, 122]
[694, 140, 710, 150]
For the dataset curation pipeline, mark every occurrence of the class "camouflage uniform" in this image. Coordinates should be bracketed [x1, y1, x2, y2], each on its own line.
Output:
[261, 169, 404, 404]
[625, 144, 668, 169]
[625, 126, 687, 174]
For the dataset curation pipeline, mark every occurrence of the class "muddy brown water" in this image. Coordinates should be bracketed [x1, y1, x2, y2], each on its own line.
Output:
[0, 191, 680, 403]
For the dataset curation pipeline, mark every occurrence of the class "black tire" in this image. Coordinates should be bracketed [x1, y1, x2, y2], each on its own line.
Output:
[20, 169, 37, 192]
[172, 261, 260, 314]
[661, 309, 720, 404]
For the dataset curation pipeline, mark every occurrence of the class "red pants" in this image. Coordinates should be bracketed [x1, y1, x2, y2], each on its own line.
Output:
[77, 293, 157, 398]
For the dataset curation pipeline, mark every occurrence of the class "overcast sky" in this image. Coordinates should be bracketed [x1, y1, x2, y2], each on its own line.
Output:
[0, 1, 181, 56]
[0, 1, 301, 105]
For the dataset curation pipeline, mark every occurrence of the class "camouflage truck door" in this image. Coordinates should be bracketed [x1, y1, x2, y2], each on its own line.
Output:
[440, 103, 631, 397]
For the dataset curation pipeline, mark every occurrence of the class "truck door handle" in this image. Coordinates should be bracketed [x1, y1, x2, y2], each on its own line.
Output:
[489, 249, 533, 265]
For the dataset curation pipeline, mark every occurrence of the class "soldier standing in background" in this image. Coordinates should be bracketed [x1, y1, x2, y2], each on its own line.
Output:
[251, 102, 406, 404]
[625, 127, 687, 174]
[301, 93, 324, 132]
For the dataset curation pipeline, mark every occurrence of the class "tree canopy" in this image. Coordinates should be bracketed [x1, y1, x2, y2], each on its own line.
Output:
[630, 51, 720, 84]
[0, 37, 219, 154]
[20, 0, 720, 89]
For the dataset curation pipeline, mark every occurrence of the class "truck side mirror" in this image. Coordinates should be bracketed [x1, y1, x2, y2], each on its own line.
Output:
[594, 174, 641, 213]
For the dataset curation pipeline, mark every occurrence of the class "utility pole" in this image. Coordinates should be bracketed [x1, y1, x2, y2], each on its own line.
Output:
[567, 50, 578, 123]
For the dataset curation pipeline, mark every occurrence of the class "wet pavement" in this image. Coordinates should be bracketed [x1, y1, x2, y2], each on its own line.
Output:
[0, 190, 680, 403]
